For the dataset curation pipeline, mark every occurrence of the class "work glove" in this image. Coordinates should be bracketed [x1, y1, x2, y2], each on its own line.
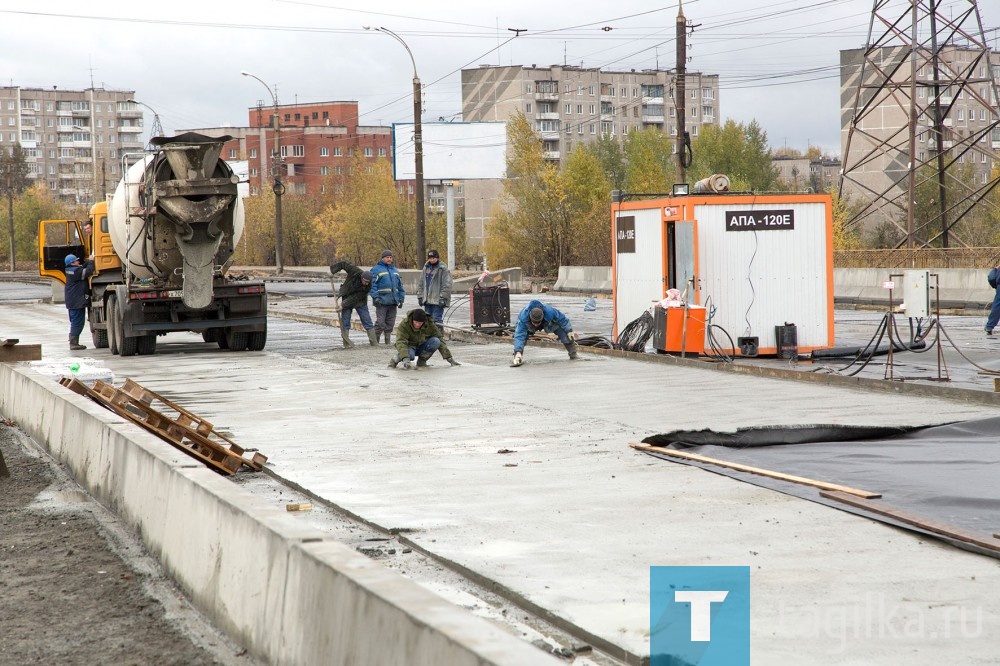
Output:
[388, 354, 402, 369]
[402, 356, 415, 370]
[511, 352, 523, 367]
[446, 357, 461, 367]
[569, 331, 578, 342]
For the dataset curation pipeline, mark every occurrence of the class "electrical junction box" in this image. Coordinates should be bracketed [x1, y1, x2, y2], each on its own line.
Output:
[902, 270, 930, 318]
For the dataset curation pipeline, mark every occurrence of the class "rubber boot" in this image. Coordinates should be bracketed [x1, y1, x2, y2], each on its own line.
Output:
[383, 331, 391, 345]
[367, 329, 378, 346]
[69, 335, 86, 351]
[416, 353, 432, 367]
[341, 328, 355, 348]
[564, 342, 578, 360]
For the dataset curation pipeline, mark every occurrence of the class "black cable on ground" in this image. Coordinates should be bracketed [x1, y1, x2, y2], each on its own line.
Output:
[615, 311, 654, 353]
[577, 335, 614, 349]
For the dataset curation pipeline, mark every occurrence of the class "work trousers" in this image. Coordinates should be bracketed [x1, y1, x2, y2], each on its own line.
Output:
[374, 304, 398, 336]
[422, 303, 445, 325]
[988, 287, 1000, 332]
[67, 308, 86, 338]
[407, 336, 442, 360]
[341, 305, 374, 331]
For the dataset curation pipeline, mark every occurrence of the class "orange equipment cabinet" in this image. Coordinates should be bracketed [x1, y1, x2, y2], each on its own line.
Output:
[652, 305, 706, 354]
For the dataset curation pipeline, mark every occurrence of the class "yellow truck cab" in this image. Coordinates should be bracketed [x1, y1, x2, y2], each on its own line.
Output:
[38, 201, 121, 285]
[38, 202, 122, 350]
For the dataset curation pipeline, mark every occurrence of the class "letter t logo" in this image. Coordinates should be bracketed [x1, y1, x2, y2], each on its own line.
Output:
[674, 590, 729, 641]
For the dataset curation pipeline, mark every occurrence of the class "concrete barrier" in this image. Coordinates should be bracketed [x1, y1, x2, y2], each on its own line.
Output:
[553, 266, 612, 294]
[834, 268, 996, 312]
[0, 364, 556, 666]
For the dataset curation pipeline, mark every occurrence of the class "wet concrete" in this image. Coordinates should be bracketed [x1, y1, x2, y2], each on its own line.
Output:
[2, 284, 999, 664]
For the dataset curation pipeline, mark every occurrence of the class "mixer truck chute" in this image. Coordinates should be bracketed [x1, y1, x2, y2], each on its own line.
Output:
[38, 133, 267, 356]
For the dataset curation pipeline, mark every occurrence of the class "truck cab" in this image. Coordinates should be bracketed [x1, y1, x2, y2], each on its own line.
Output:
[38, 202, 121, 285]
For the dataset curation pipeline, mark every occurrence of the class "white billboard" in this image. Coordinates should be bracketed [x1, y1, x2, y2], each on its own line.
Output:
[392, 122, 506, 181]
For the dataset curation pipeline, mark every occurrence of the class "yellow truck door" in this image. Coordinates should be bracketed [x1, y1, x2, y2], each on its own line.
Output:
[38, 219, 86, 285]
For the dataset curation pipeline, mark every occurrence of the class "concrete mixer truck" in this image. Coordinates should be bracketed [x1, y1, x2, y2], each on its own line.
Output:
[38, 133, 267, 356]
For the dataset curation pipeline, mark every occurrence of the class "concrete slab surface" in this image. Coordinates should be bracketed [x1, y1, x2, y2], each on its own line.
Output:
[2, 284, 999, 665]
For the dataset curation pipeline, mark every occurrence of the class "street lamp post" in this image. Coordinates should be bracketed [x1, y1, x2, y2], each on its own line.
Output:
[365, 26, 425, 262]
[241, 71, 284, 274]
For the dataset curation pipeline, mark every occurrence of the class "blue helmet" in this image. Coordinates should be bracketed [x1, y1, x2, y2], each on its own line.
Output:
[64, 254, 79, 266]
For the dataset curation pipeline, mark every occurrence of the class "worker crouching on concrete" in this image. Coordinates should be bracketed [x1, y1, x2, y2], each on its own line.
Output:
[389, 309, 460, 369]
[511, 300, 578, 367]
[64, 253, 95, 350]
[329, 259, 378, 347]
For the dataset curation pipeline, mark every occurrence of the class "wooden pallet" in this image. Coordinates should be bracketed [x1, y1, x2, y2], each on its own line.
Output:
[60, 377, 267, 476]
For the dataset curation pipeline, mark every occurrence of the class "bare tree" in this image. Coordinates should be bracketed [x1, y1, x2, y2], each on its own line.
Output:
[0, 144, 30, 272]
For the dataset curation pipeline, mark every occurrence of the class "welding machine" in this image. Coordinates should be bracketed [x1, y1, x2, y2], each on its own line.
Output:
[469, 284, 510, 328]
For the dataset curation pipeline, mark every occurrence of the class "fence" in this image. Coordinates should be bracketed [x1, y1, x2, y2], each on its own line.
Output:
[834, 247, 1000, 269]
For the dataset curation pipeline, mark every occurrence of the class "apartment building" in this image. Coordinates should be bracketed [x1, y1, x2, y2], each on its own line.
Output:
[461, 64, 720, 166]
[0, 86, 144, 204]
[840, 45, 1000, 208]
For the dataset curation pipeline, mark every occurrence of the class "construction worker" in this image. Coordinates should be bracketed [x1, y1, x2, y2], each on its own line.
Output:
[511, 300, 578, 367]
[388, 309, 460, 369]
[417, 249, 452, 325]
[329, 259, 378, 347]
[369, 249, 405, 344]
[64, 253, 95, 350]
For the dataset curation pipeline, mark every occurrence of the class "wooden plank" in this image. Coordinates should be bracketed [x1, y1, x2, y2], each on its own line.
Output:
[630, 443, 882, 499]
[1, 338, 20, 347]
[821, 490, 1000, 553]
[0, 344, 42, 362]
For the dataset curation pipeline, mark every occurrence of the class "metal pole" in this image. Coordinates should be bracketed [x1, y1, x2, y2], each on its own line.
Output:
[241, 71, 284, 274]
[445, 182, 455, 270]
[273, 101, 284, 274]
[368, 27, 425, 263]
[675, 1, 687, 185]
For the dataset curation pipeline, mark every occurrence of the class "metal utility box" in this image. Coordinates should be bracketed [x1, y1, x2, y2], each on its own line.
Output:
[611, 193, 834, 356]
[653, 306, 706, 354]
[469, 284, 511, 328]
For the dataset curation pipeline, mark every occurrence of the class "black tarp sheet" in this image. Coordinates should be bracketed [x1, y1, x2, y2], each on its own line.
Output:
[641, 417, 1000, 559]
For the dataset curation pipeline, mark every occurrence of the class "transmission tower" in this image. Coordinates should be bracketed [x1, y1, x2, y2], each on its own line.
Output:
[839, 0, 1000, 248]
[149, 113, 163, 142]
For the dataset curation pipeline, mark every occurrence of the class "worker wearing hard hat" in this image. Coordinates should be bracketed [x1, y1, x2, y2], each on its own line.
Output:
[511, 300, 578, 367]
[64, 253, 95, 351]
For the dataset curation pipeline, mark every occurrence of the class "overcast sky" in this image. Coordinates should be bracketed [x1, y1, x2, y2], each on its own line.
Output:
[1, 1, 998, 157]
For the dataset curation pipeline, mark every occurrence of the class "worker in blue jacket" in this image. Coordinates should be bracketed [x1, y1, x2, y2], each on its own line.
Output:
[64, 253, 95, 350]
[511, 300, 578, 366]
[368, 249, 405, 344]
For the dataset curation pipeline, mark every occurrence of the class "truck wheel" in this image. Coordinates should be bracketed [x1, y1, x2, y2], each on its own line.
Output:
[90, 309, 109, 349]
[201, 329, 218, 344]
[107, 297, 120, 355]
[136, 335, 157, 356]
[119, 334, 138, 357]
[224, 330, 248, 352]
[247, 330, 267, 351]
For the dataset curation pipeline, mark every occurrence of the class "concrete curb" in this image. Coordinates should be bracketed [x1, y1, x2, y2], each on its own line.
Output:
[0, 364, 558, 666]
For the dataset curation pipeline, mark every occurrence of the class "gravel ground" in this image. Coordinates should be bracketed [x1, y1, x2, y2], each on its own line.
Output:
[0, 422, 259, 666]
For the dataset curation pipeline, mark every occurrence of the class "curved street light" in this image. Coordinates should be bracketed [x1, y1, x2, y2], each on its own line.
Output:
[364, 26, 426, 262]
[241, 70, 284, 274]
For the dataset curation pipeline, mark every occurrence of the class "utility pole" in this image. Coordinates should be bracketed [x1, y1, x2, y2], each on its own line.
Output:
[366, 26, 425, 262]
[241, 71, 284, 274]
[675, 1, 687, 185]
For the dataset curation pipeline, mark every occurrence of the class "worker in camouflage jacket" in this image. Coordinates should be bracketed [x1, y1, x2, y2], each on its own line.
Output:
[388, 309, 460, 369]
[329, 259, 377, 347]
